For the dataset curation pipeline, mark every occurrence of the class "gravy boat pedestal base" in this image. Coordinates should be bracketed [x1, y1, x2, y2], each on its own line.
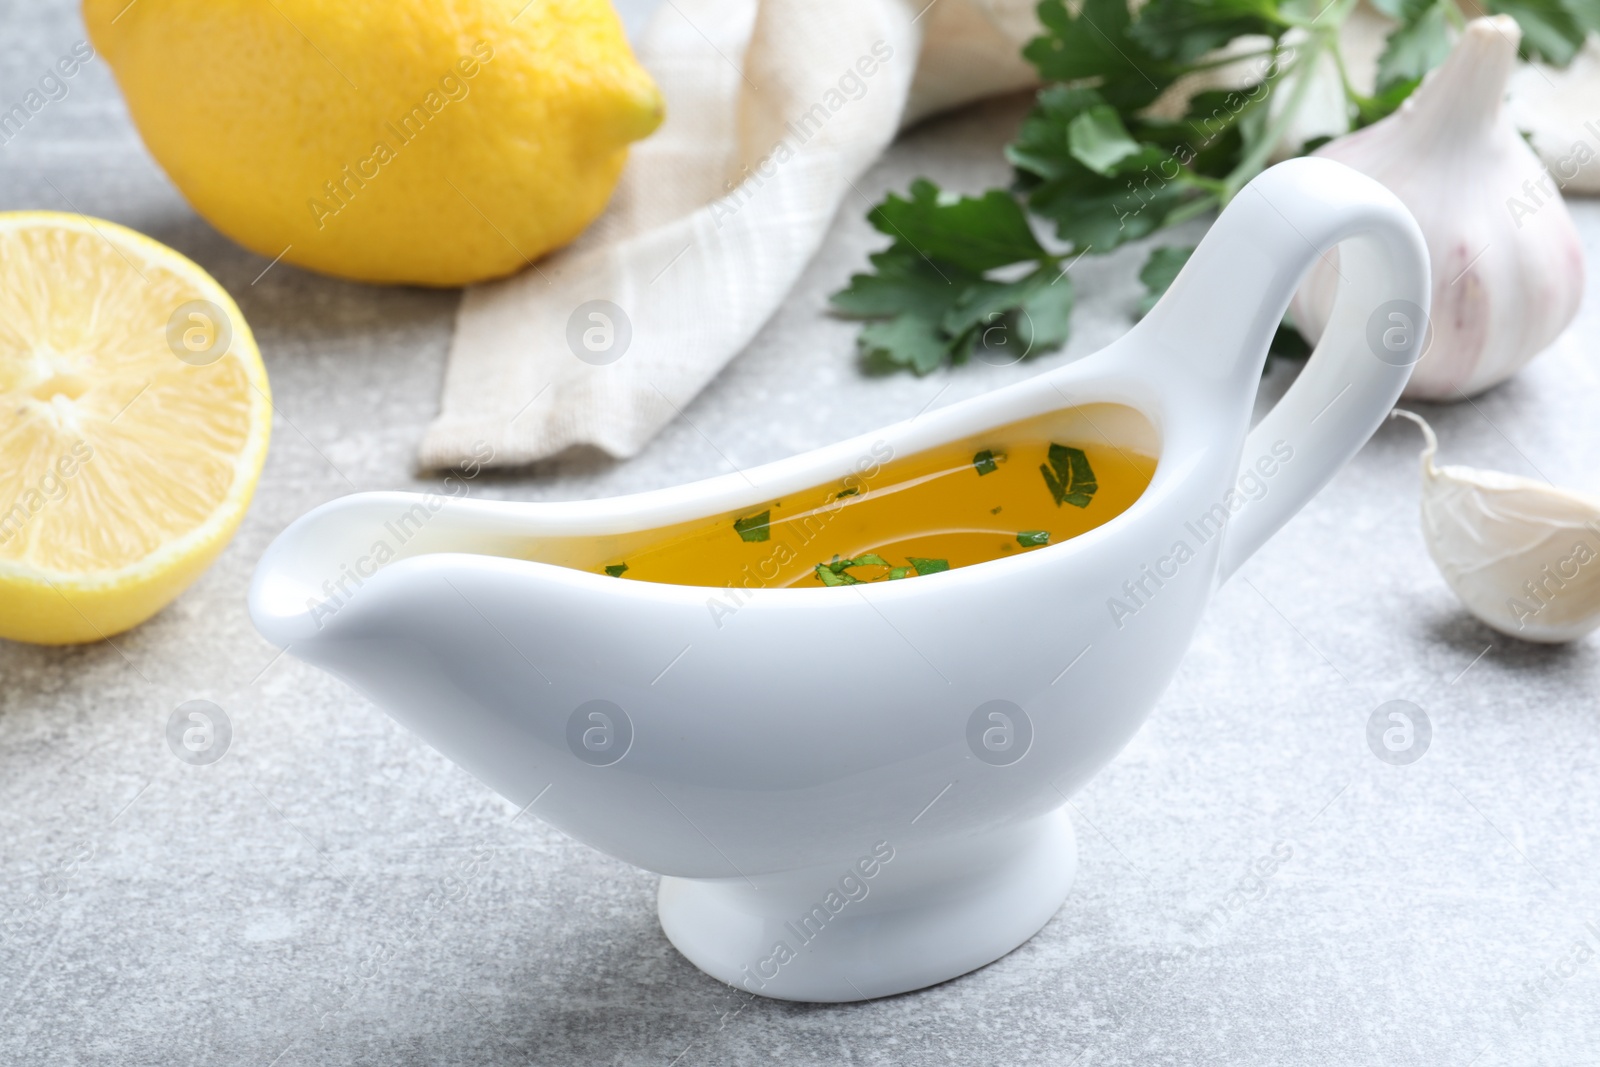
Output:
[660, 809, 1076, 1002]
[249, 159, 1430, 1002]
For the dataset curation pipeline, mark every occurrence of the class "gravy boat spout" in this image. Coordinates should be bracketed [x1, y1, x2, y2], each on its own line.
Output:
[249, 159, 1429, 1002]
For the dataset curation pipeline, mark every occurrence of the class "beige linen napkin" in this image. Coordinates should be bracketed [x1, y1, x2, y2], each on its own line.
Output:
[418, 0, 1037, 469]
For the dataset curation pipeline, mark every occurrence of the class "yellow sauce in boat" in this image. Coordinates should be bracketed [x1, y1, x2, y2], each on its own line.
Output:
[589, 404, 1157, 589]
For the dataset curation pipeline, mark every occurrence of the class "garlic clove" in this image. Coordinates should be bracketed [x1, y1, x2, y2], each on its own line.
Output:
[1264, 3, 1395, 161]
[1142, 34, 1280, 123]
[1394, 409, 1600, 643]
[1266, 41, 1351, 161]
[1292, 17, 1587, 401]
[1143, 5, 1396, 159]
[1509, 35, 1600, 196]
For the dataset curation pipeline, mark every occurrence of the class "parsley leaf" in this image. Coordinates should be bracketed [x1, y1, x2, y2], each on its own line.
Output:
[1041, 443, 1098, 508]
[870, 179, 1047, 269]
[1375, 0, 1452, 91]
[1067, 105, 1147, 174]
[856, 313, 952, 375]
[829, 181, 1071, 374]
[830, 245, 975, 321]
[814, 563, 856, 586]
[1014, 273, 1076, 352]
[733, 510, 771, 542]
[1489, 0, 1594, 63]
[1137, 245, 1195, 316]
[1347, 77, 1421, 128]
[604, 562, 628, 577]
[1025, 0, 1182, 111]
[1130, 0, 1290, 62]
[1009, 86, 1211, 253]
[813, 553, 949, 584]
[1017, 530, 1051, 546]
[973, 449, 1000, 475]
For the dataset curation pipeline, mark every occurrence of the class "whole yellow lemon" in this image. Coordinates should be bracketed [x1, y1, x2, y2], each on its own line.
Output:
[85, 0, 663, 287]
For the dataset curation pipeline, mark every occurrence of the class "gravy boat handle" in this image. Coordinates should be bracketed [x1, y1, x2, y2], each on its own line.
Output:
[1139, 157, 1431, 581]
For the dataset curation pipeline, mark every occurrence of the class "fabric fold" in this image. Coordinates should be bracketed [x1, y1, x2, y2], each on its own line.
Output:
[418, 0, 1036, 469]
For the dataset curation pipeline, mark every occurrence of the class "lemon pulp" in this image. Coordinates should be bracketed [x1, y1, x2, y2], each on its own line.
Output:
[0, 212, 271, 644]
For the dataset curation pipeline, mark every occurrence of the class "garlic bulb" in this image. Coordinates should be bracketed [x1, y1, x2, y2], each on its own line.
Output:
[1292, 16, 1586, 401]
[1395, 410, 1600, 643]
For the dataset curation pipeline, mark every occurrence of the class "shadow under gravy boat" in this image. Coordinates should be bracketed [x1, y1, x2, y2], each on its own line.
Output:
[249, 159, 1429, 1002]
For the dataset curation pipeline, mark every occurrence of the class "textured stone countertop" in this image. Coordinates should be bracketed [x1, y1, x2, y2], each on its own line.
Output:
[4, 2, 1599, 1064]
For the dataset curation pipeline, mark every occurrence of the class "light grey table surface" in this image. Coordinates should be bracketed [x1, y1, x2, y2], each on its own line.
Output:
[4, 3, 1600, 1065]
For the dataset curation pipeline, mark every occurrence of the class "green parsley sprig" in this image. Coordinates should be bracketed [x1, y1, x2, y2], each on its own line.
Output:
[830, 0, 1599, 374]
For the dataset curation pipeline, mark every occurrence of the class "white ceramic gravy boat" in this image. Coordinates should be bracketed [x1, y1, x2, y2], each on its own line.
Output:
[250, 158, 1428, 1002]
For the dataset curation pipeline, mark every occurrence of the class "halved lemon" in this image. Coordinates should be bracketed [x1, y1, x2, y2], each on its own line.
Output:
[0, 212, 271, 645]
